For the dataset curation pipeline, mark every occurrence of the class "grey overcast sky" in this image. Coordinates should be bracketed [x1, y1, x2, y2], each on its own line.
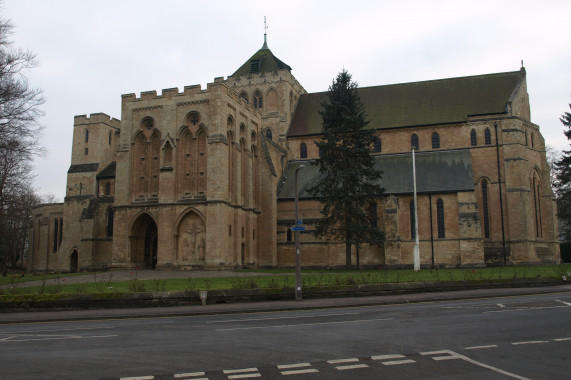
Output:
[3, 0, 571, 201]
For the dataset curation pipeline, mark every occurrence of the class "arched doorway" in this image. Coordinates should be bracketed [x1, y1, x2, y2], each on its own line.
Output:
[130, 213, 158, 269]
[70, 250, 78, 273]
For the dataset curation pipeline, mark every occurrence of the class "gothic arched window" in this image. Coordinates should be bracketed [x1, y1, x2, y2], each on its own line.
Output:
[411, 134, 419, 150]
[437, 198, 445, 238]
[481, 180, 490, 238]
[431, 132, 440, 149]
[374, 137, 382, 153]
[265, 128, 273, 141]
[300, 142, 307, 159]
[484, 128, 492, 145]
[253, 90, 263, 110]
[107, 208, 114, 237]
[470, 129, 477, 146]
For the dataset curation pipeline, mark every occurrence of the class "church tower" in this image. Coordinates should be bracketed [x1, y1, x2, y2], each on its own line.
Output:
[225, 30, 306, 148]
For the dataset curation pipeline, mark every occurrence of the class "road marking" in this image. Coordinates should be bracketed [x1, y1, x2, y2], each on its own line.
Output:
[216, 318, 392, 331]
[465, 345, 498, 350]
[421, 350, 531, 380]
[327, 358, 359, 364]
[512, 340, 548, 345]
[207, 312, 359, 323]
[277, 363, 311, 369]
[336, 364, 369, 370]
[554, 337, 571, 341]
[484, 305, 568, 313]
[555, 299, 571, 306]
[174, 372, 207, 378]
[223, 368, 260, 379]
[382, 359, 415, 365]
[372, 354, 406, 360]
[497, 303, 506, 308]
[278, 362, 318, 375]
[223, 368, 259, 374]
[281, 368, 319, 375]
[120, 376, 154, 380]
[227, 375, 260, 379]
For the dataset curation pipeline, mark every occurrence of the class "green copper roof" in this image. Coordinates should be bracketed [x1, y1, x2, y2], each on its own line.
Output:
[230, 35, 291, 77]
[278, 150, 474, 200]
[288, 70, 524, 136]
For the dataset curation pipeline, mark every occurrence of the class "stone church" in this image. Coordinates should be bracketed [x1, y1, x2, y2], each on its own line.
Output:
[28, 34, 560, 272]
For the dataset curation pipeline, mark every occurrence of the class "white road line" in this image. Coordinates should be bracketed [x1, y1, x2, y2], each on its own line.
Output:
[484, 305, 568, 313]
[207, 312, 359, 323]
[372, 354, 406, 360]
[555, 299, 571, 306]
[281, 369, 319, 375]
[227, 375, 260, 379]
[2, 326, 116, 334]
[174, 372, 206, 378]
[223, 368, 259, 374]
[421, 349, 531, 380]
[465, 345, 498, 350]
[335, 364, 369, 370]
[327, 358, 359, 364]
[227, 374, 260, 379]
[120, 376, 154, 380]
[512, 341, 548, 345]
[277, 363, 311, 369]
[216, 318, 392, 331]
[382, 359, 416, 365]
[554, 337, 571, 341]
[497, 303, 506, 308]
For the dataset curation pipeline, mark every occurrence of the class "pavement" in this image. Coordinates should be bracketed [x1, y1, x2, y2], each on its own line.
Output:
[1, 269, 570, 324]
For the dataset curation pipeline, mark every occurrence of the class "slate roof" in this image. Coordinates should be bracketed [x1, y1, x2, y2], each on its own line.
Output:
[96, 161, 116, 179]
[68, 163, 99, 174]
[277, 150, 474, 200]
[288, 70, 524, 136]
[230, 36, 291, 77]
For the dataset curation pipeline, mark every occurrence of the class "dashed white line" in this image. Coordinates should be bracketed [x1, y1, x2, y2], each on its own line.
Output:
[497, 303, 506, 308]
[512, 340, 548, 345]
[382, 359, 415, 365]
[465, 345, 498, 350]
[120, 376, 154, 380]
[281, 369, 319, 375]
[207, 312, 359, 323]
[278, 362, 318, 375]
[554, 337, 571, 342]
[216, 318, 392, 331]
[327, 358, 359, 364]
[484, 305, 568, 313]
[174, 371, 207, 379]
[555, 299, 571, 306]
[223, 368, 260, 379]
[336, 364, 369, 370]
[372, 354, 406, 360]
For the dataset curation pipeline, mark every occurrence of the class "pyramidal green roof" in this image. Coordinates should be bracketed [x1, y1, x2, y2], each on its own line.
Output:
[231, 34, 291, 77]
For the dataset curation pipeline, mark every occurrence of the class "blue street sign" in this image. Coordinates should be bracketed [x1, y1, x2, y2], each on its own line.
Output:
[291, 226, 305, 231]
[297, 219, 303, 226]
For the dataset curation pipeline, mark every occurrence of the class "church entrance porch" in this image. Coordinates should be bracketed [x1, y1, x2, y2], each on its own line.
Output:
[130, 213, 158, 269]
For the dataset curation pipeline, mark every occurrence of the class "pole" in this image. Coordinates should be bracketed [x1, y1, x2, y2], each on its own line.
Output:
[412, 147, 420, 271]
[294, 164, 305, 301]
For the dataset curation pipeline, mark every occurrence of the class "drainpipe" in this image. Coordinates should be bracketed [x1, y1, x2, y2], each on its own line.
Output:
[495, 123, 507, 265]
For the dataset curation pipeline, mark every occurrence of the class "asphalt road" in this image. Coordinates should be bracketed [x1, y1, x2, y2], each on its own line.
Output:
[0, 293, 571, 380]
[0, 292, 570, 379]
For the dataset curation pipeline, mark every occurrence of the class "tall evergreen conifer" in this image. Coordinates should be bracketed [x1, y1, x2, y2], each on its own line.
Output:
[310, 70, 385, 268]
[555, 104, 571, 240]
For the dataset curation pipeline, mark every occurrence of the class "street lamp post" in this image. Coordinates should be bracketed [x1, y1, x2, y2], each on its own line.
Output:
[412, 147, 420, 271]
[294, 164, 305, 301]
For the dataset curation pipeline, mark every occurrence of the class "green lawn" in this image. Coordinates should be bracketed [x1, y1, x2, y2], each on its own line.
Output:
[1, 264, 569, 297]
